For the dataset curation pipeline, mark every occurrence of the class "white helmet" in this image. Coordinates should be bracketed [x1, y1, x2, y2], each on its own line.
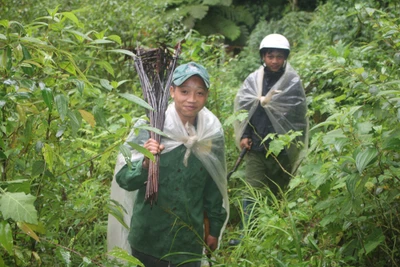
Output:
[259, 33, 290, 52]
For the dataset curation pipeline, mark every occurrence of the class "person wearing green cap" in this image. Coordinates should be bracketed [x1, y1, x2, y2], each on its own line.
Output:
[112, 62, 228, 266]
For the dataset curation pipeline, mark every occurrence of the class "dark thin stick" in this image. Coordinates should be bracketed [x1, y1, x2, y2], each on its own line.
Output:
[133, 43, 182, 205]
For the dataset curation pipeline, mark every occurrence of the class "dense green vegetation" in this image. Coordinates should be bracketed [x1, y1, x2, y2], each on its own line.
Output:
[1, 0, 399, 266]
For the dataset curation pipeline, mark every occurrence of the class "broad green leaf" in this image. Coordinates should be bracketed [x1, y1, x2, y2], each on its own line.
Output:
[73, 79, 84, 94]
[100, 79, 114, 91]
[67, 110, 82, 135]
[136, 125, 168, 137]
[20, 37, 47, 45]
[108, 247, 144, 267]
[355, 147, 378, 173]
[96, 61, 114, 77]
[107, 35, 122, 45]
[32, 161, 45, 176]
[59, 61, 77, 75]
[0, 34, 6, 40]
[0, 192, 38, 224]
[17, 222, 40, 242]
[90, 39, 114, 45]
[266, 139, 285, 157]
[93, 106, 107, 127]
[107, 49, 135, 58]
[41, 87, 53, 111]
[78, 109, 95, 127]
[119, 93, 153, 110]
[6, 179, 30, 194]
[363, 228, 385, 255]
[0, 221, 13, 254]
[55, 94, 68, 121]
[127, 142, 154, 161]
[61, 12, 82, 27]
[42, 143, 54, 172]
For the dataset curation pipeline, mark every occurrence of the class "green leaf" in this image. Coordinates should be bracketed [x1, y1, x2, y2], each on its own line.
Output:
[0, 192, 38, 224]
[59, 61, 77, 75]
[127, 142, 154, 161]
[107, 49, 136, 58]
[136, 125, 168, 138]
[32, 161, 46, 177]
[107, 200, 129, 229]
[61, 12, 82, 27]
[41, 87, 53, 111]
[67, 110, 82, 135]
[0, 221, 13, 254]
[119, 93, 153, 110]
[355, 147, 378, 173]
[93, 106, 107, 128]
[363, 228, 385, 255]
[90, 39, 114, 44]
[96, 61, 114, 77]
[100, 79, 114, 91]
[20, 37, 47, 45]
[107, 35, 122, 45]
[42, 143, 54, 172]
[55, 94, 68, 121]
[59, 249, 71, 267]
[78, 109, 95, 127]
[108, 247, 144, 266]
[266, 139, 285, 157]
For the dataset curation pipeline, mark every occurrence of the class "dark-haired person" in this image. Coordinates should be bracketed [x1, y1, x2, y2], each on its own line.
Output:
[109, 62, 228, 266]
[230, 34, 308, 245]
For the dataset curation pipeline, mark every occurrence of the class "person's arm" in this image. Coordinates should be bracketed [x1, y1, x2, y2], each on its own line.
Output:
[116, 158, 148, 191]
[204, 176, 227, 251]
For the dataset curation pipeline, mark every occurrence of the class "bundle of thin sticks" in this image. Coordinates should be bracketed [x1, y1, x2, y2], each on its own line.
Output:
[133, 43, 182, 205]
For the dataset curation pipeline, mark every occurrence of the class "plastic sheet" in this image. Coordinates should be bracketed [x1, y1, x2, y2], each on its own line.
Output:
[234, 63, 308, 172]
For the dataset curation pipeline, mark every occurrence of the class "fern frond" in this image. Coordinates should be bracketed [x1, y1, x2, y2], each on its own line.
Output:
[80, 147, 98, 157]
[75, 138, 101, 148]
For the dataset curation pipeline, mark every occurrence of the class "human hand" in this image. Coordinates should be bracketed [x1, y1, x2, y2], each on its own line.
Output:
[240, 138, 252, 150]
[260, 89, 281, 106]
[206, 234, 218, 251]
[142, 138, 165, 169]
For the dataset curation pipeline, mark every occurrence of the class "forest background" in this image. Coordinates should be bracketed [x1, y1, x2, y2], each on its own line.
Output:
[0, 0, 399, 266]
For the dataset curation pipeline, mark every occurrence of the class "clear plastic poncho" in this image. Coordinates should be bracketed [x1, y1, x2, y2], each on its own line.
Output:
[107, 102, 229, 252]
[234, 62, 309, 173]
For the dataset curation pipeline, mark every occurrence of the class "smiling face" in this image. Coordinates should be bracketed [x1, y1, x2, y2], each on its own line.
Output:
[170, 75, 209, 125]
[262, 50, 286, 72]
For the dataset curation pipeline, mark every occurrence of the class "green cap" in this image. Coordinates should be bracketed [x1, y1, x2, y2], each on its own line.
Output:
[172, 62, 210, 89]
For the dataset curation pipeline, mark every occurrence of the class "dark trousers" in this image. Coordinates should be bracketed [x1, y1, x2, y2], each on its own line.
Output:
[131, 247, 201, 267]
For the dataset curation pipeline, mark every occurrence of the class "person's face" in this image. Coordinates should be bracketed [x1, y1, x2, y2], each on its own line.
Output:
[170, 75, 209, 125]
[263, 50, 286, 72]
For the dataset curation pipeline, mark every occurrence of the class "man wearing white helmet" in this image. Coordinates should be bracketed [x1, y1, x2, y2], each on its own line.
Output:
[230, 34, 308, 245]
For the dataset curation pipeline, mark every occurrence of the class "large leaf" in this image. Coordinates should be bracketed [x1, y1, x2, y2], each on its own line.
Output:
[54, 94, 68, 121]
[78, 109, 95, 127]
[0, 192, 38, 224]
[108, 247, 144, 267]
[0, 221, 13, 254]
[363, 228, 385, 255]
[42, 143, 54, 172]
[126, 142, 154, 161]
[41, 87, 53, 111]
[355, 147, 378, 173]
[119, 93, 153, 110]
[17, 222, 40, 242]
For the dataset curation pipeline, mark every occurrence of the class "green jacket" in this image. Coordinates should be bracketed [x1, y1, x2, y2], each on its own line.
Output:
[116, 144, 227, 264]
